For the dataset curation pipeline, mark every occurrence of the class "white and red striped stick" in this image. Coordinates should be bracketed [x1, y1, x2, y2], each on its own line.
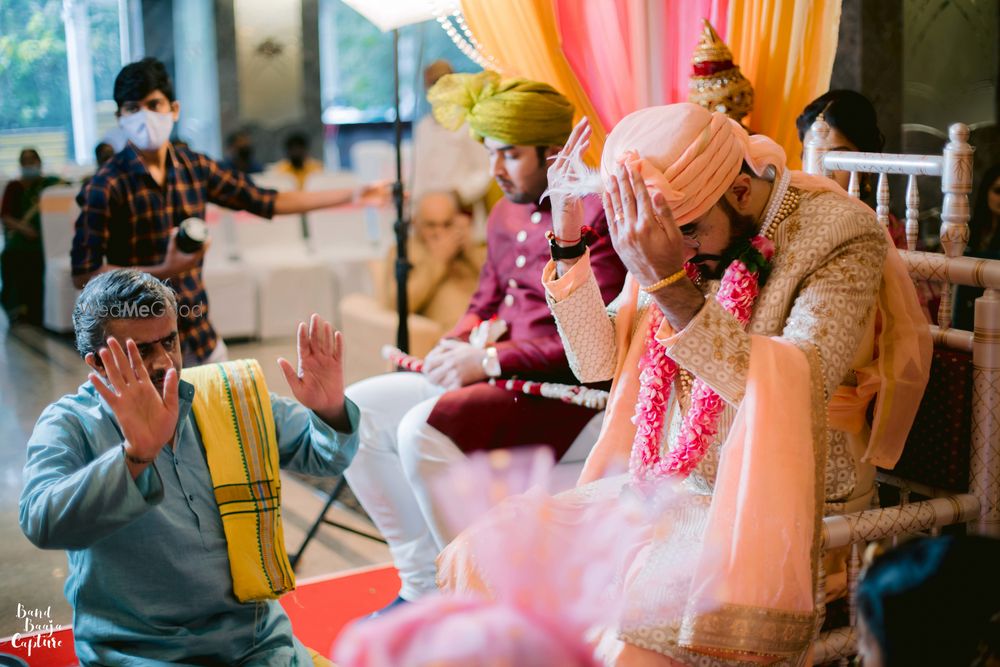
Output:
[381, 346, 609, 410]
[382, 345, 425, 373]
[486, 377, 608, 410]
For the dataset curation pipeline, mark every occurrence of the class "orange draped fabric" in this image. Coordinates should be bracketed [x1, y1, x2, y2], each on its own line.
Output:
[459, 0, 607, 165]
[728, 0, 843, 168]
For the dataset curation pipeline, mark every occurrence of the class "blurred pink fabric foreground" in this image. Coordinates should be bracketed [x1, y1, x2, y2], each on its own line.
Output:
[433, 337, 821, 664]
[332, 449, 651, 667]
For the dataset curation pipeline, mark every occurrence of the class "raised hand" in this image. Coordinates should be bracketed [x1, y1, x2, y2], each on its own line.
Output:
[547, 117, 593, 243]
[605, 160, 686, 289]
[606, 161, 706, 331]
[278, 313, 347, 429]
[88, 337, 179, 464]
[424, 223, 465, 263]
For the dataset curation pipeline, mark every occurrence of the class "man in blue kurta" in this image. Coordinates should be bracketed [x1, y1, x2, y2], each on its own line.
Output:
[19, 269, 357, 666]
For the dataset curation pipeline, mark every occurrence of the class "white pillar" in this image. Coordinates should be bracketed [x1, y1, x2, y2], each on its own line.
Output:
[172, 0, 222, 158]
[319, 0, 338, 111]
[118, 0, 145, 64]
[63, 0, 98, 165]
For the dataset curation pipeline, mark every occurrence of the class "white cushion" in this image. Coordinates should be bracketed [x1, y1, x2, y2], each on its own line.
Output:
[43, 257, 80, 333]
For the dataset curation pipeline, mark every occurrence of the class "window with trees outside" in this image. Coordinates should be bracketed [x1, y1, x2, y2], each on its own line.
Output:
[0, 0, 136, 176]
[319, 0, 481, 125]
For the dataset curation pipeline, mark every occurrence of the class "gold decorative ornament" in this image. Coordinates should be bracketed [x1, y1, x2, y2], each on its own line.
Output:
[688, 19, 754, 123]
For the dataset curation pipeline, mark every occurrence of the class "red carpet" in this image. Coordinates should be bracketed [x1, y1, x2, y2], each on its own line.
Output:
[282, 564, 401, 656]
[0, 564, 399, 666]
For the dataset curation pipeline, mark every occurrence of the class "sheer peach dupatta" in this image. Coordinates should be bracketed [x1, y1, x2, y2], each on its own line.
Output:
[438, 329, 825, 662]
[674, 335, 824, 658]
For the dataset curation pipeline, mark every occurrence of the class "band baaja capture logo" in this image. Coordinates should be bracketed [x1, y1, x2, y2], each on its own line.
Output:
[9, 604, 64, 657]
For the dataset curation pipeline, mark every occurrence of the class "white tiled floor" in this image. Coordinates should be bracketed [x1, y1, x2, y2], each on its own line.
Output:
[0, 319, 389, 638]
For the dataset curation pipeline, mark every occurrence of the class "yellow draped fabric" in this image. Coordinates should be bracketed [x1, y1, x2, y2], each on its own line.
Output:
[182, 359, 295, 603]
[727, 0, 843, 168]
[460, 0, 606, 165]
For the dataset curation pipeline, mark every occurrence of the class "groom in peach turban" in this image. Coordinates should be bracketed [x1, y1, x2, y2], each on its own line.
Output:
[438, 103, 931, 665]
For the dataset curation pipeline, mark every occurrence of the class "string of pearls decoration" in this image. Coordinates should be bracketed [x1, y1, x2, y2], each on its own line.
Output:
[430, 0, 502, 72]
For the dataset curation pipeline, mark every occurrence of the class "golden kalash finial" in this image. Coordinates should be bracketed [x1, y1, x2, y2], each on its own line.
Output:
[688, 19, 754, 123]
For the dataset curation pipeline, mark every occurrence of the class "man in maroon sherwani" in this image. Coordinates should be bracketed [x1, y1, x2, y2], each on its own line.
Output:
[342, 71, 627, 610]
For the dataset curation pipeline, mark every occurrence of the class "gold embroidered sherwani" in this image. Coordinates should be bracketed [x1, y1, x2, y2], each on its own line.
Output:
[437, 188, 888, 666]
[551, 189, 886, 507]
[545, 189, 887, 663]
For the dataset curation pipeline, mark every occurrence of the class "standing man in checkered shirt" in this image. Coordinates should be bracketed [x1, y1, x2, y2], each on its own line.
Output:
[72, 58, 386, 365]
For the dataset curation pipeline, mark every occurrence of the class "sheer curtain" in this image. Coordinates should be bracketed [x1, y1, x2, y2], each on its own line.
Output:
[728, 0, 843, 168]
[553, 0, 730, 130]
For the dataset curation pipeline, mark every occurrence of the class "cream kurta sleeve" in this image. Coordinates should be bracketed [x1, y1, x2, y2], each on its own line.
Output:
[542, 248, 625, 383]
[661, 196, 888, 407]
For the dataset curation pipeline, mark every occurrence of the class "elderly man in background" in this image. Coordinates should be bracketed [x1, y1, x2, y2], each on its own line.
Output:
[410, 60, 493, 231]
[380, 191, 486, 331]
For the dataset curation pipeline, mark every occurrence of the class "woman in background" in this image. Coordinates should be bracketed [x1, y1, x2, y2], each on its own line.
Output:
[1, 148, 64, 324]
[797, 89, 940, 322]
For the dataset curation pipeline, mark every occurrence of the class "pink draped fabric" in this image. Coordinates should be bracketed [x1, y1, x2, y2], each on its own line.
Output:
[657, 0, 730, 108]
[554, 0, 729, 130]
[553, 0, 641, 130]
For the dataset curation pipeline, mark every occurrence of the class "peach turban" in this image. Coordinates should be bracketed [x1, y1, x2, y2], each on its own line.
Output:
[601, 103, 797, 226]
[429, 70, 575, 147]
[600, 103, 931, 472]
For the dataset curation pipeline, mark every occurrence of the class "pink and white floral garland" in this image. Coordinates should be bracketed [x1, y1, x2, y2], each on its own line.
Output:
[630, 236, 775, 481]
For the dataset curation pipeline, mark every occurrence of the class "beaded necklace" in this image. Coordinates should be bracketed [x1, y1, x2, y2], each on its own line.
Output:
[630, 176, 799, 481]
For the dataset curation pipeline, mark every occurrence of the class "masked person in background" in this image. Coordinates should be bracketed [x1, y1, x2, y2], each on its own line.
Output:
[72, 58, 388, 365]
[1, 148, 66, 324]
[274, 132, 325, 190]
[220, 129, 264, 176]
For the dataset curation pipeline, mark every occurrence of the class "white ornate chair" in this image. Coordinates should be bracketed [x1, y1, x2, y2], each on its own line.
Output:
[804, 120, 999, 663]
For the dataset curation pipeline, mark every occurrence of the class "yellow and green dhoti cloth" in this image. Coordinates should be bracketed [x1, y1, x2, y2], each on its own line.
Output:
[182, 358, 295, 602]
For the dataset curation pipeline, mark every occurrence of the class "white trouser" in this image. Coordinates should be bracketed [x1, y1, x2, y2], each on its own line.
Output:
[343, 372, 604, 600]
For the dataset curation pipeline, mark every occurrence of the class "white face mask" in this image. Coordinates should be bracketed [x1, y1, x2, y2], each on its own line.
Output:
[119, 109, 175, 151]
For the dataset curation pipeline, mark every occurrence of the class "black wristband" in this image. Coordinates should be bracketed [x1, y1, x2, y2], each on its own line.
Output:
[547, 226, 597, 261]
[548, 237, 588, 260]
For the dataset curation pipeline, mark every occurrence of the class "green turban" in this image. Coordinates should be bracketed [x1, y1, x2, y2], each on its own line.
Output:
[428, 70, 575, 147]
